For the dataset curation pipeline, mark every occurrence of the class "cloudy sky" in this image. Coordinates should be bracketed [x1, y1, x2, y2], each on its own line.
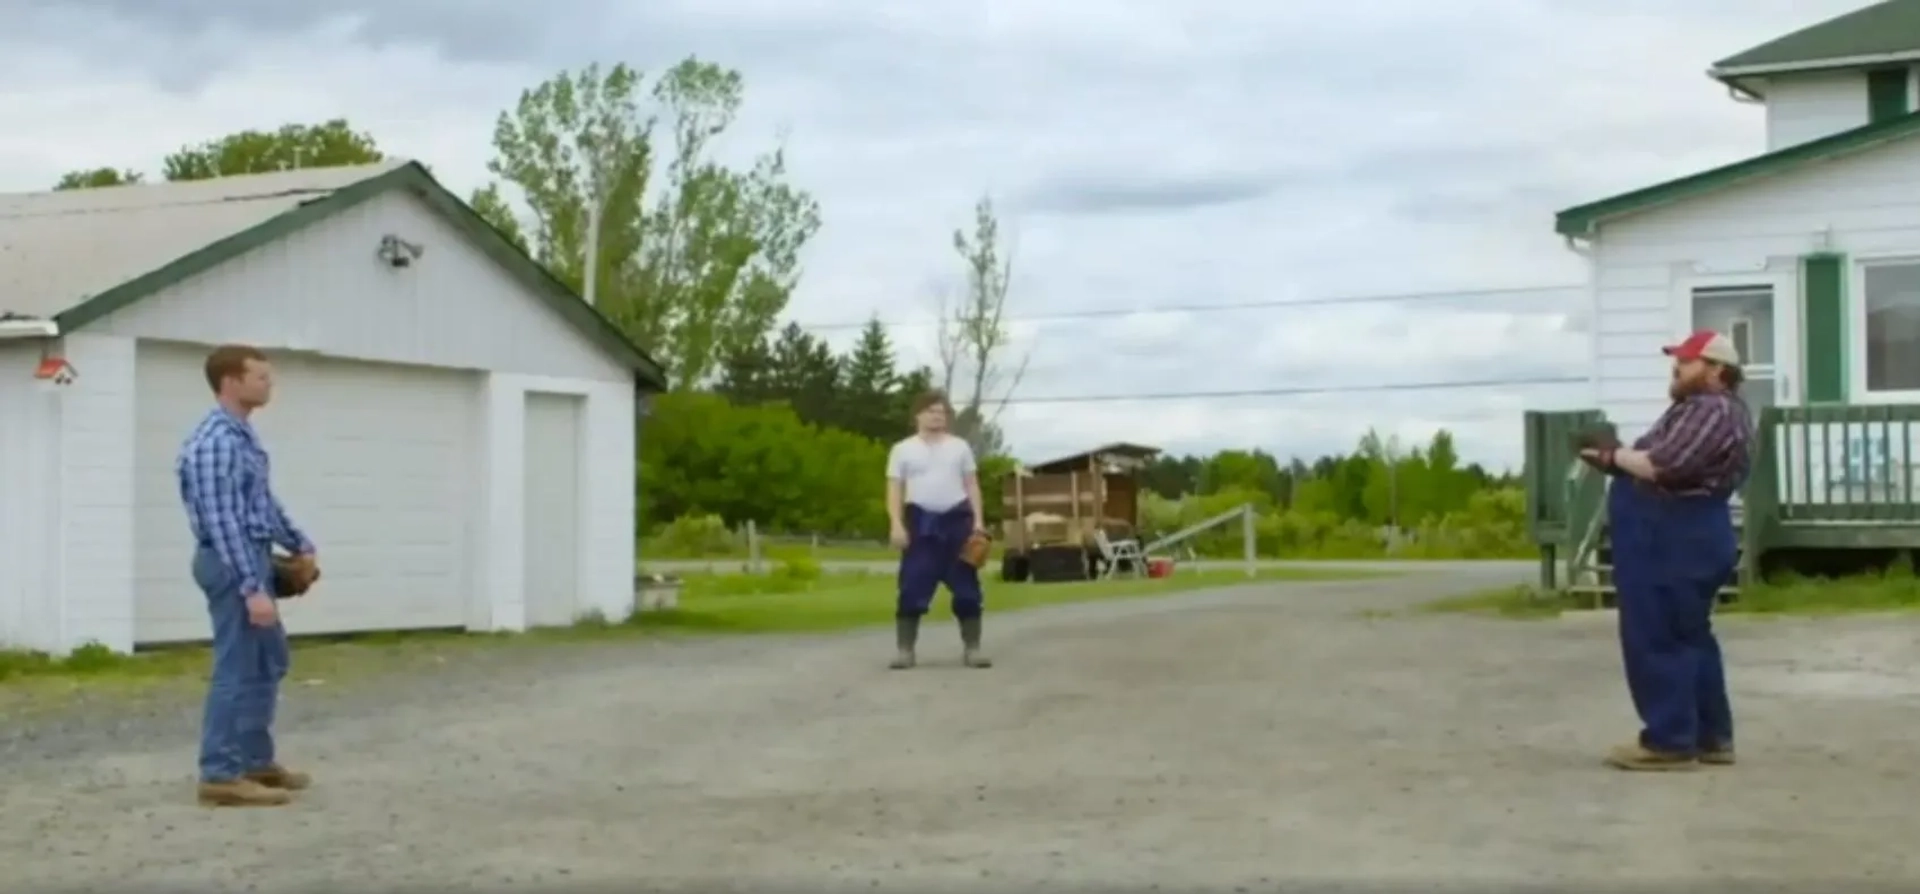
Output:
[0, 0, 1868, 470]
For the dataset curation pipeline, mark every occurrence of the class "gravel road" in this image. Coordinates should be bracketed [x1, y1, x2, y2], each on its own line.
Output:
[7, 563, 1920, 890]
[641, 557, 1514, 575]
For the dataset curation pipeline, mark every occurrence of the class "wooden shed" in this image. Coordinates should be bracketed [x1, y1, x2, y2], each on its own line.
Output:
[999, 442, 1161, 582]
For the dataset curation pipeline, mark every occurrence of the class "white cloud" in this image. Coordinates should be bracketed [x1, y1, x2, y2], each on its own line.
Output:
[0, 0, 1874, 471]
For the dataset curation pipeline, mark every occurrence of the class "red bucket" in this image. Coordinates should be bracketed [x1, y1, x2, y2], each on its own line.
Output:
[1147, 558, 1175, 579]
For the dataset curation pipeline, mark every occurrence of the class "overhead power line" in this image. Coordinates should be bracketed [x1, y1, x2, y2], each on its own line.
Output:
[796, 283, 1585, 332]
[998, 374, 1587, 406]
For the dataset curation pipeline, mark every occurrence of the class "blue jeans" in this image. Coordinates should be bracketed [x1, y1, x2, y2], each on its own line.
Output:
[194, 544, 291, 783]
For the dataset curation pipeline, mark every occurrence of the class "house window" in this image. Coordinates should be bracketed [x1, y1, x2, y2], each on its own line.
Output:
[1861, 261, 1920, 394]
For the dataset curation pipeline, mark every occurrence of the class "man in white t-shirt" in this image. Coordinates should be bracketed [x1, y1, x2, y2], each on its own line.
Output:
[885, 390, 991, 670]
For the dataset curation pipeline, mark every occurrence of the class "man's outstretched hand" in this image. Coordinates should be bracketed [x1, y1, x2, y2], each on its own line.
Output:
[1571, 424, 1622, 471]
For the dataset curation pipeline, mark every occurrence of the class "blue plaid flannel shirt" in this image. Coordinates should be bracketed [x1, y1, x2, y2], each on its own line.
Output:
[176, 408, 313, 597]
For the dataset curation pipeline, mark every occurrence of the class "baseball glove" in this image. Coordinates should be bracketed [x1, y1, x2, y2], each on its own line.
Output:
[960, 530, 991, 568]
[272, 553, 321, 598]
[1570, 423, 1622, 470]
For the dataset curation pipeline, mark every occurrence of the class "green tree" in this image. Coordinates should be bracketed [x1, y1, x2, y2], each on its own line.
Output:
[469, 183, 529, 254]
[161, 119, 384, 181]
[52, 167, 143, 190]
[714, 333, 780, 407]
[766, 322, 841, 427]
[839, 317, 906, 441]
[639, 390, 886, 536]
[477, 58, 822, 387]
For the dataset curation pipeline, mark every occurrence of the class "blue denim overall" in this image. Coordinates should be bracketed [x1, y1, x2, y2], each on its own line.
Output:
[1606, 476, 1738, 754]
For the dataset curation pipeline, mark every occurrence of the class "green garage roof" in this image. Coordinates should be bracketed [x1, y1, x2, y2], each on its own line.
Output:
[1555, 108, 1920, 237]
[1714, 0, 1920, 74]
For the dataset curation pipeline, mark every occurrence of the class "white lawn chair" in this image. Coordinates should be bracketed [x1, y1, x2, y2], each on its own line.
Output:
[1094, 529, 1148, 579]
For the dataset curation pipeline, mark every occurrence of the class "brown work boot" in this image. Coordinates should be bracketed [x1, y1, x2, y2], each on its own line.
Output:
[1604, 741, 1698, 772]
[246, 763, 312, 790]
[1698, 743, 1736, 766]
[197, 777, 292, 807]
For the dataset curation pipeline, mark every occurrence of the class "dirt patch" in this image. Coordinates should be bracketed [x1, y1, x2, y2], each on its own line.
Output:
[5, 565, 1919, 889]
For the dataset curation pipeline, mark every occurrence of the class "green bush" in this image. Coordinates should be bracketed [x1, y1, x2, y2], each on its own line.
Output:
[651, 513, 738, 557]
[1139, 486, 1531, 560]
[769, 549, 823, 584]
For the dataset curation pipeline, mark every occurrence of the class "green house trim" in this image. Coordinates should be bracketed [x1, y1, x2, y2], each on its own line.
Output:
[1868, 67, 1914, 122]
[52, 161, 668, 391]
[1555, 110, 1920, 237]
[1800, 253, 1848, 404]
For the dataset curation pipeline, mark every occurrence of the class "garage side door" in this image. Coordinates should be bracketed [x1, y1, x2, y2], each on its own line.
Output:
[133, 342, 480, 644]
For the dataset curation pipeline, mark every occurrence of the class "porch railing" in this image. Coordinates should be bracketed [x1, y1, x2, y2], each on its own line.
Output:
[1756, 404, 1920, 523]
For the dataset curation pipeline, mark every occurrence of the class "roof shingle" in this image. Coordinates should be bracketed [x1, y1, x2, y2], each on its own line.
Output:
[0, 162, 404, 319]
[1714, 0, 1920, 73]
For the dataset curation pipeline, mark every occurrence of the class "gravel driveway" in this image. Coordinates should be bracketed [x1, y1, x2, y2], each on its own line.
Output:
[6, 564, 1920, 890]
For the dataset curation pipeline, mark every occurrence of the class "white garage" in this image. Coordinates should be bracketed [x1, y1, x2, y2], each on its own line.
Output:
[0, 161, 666, 653]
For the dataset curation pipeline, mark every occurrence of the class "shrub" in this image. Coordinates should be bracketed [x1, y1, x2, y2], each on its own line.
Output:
[1138, 487, 1532, 560]
[651, 513, 737, 557]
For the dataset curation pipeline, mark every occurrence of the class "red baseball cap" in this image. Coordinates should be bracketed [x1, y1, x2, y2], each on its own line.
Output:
[1662, 329, 1741, 367]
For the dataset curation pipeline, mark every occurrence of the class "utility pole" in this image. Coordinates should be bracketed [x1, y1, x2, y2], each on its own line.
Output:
[583, 193, 603, 306]
[581, 151, 610, 308]
[1385, 436, 1403, 553]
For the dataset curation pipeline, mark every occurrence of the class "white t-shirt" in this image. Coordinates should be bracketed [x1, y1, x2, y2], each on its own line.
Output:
[887, 434, 977, 511]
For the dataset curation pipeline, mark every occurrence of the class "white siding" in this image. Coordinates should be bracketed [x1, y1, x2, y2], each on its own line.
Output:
[0, 334, 139, 653]
[87, 189, 631, 385]
[0, 342, 60, 651]
[54, 334, 138, 653]
[1763, 70, 1870, 151]
[481, 374, 636, 631]
[1590, 130, 1920, 434]
[522, 392, 585, 628]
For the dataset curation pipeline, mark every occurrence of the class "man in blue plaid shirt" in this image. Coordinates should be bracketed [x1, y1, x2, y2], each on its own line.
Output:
[177, 345, 317, 807]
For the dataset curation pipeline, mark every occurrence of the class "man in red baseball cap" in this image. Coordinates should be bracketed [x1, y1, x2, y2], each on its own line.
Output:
[1579, 328, 1752, 771]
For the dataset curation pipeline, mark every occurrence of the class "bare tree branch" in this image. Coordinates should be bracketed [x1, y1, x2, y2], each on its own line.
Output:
[935, 193, 1031, 454]
[928, 282, 965, 397]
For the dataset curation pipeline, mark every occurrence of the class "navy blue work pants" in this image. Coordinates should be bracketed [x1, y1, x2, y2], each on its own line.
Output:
[897, 502, 984, 620]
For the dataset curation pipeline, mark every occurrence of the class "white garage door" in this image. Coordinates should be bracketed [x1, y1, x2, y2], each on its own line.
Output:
[133, 341, 481, 644]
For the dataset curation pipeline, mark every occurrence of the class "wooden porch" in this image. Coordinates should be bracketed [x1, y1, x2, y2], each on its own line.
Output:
[1524, 405, 1920, 603]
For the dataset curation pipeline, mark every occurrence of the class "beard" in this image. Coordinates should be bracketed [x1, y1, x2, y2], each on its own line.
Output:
[1669, 374, 1709, 401]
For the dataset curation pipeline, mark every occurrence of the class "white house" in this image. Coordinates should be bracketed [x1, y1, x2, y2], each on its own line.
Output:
[0, 160, 667, 654]
[1557, 0, 1920, 501]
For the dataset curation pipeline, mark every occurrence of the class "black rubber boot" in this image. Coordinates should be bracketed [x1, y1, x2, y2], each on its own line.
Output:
[889, 615, 919, 670]
[959, 616, 992, 669]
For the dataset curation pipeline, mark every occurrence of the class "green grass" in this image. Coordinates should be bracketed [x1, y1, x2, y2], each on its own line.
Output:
[1419, 566, 1920, 620]
[644, 565, 1383, 633]
[639, 543, 1532, 566]
[0, 566, 1387, 701]
[640, 541, 993, 564]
